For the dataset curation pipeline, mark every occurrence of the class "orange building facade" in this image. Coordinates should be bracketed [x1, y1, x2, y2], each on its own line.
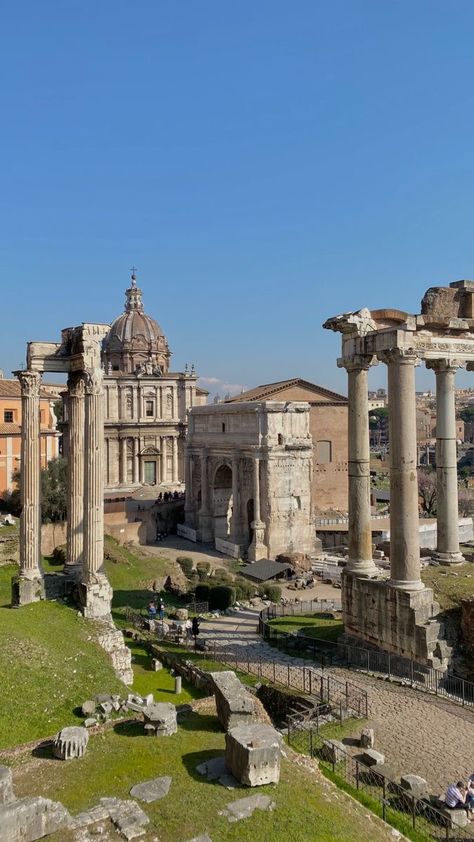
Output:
[0, 378, 61, 498]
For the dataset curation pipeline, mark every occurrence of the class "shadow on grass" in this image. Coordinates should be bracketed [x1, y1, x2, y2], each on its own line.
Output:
[178, 712, 222, 735]
[112, 588, 153, 614]
[181, 749, 227, 783]
[32, 740, 56, 760]
[114, 720, 145, 738]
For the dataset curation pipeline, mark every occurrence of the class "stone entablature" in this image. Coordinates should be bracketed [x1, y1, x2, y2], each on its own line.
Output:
[184, 401, 315, 560]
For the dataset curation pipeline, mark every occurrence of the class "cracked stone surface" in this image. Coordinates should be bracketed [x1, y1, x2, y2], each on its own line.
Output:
[196, 756, 227, 781]
[219, 794, 275, 822]
[129, 776, 171, 803]
[100, 797, 149, 840]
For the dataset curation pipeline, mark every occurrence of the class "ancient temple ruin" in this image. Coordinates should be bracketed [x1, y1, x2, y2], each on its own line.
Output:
[324, 280, 474, 667]
[12, 323, 112, 618]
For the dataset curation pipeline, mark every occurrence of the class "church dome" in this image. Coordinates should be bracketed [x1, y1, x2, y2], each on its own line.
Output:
[103, 273, 171, 374]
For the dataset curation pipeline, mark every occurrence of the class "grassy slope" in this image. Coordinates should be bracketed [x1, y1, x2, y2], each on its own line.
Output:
[13, 713, 393, 842]
[268, 613, 343, 642]
[422, 560, 474, 609]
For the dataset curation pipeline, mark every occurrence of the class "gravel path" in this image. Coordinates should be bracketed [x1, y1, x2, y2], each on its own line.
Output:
[200, 608, 474, 792]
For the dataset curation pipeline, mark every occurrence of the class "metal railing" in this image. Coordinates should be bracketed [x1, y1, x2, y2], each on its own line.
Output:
[287, 720, 474, 841]
[260, 605, 474, 710]
[205, 639, 368, 718]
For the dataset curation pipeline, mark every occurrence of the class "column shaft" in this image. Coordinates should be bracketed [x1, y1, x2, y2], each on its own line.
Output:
[253, 457, 261, 522]
[231, 453, 241, 543]
[346, 363, 377, 576]
[18, 371, 43, 581]
[66, 373, 84, 576]
[161, 437, 167, 482]
[385, 352, 423, 590]
[172, 436, 178, 482]
[83, 368, 105, 581]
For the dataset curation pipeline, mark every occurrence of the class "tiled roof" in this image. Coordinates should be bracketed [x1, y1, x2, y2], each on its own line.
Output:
[226, 378, 347, 404]
[0, 423, 21, 434]
[240, 560, 292, 581]
[0, 379, 59, 399]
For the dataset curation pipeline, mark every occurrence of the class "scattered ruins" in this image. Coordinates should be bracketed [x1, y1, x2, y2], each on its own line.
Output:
[324, 280, 474, 666]
[183, 401, 315, 560]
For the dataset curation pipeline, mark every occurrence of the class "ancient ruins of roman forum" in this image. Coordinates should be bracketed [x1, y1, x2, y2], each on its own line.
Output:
[325, 280, 474, 667]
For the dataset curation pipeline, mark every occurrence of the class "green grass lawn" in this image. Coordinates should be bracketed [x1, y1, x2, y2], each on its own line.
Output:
[10, 713, 394, 842]
[422, 560, 474, 609]
[268, 612, 343, 642]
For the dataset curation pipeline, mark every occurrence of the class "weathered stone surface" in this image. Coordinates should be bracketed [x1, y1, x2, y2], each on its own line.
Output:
[71, 803, 110, 828]
[360, 728, 375, 749]
[225, 723, 281, 787]
[129, 776, 171, 803]
[0, 796, 70, 842]
[399, 775, 429, 800]
[151, 658, 162, 671]
[84, 717, 97, 728]
[0, 766, 14, 805]
[96, 624, 134, 685]
[219, 794, 275, 822]
[100, 797, 149, 840]
[209, 671, 256, 731]
[196, 756, 227, 781]
[143, 702, 177, 736]
[175, 608, 189, 620]
[359, 748, 385, 767]
[322, 739, 346, 764]
[81, 699, 97, 716]
[53, 726, 89, 760]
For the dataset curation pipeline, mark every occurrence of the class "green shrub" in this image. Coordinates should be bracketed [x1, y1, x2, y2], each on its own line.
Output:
[263, 584, 282, 603]
[209, 585, 236, 611]
[196, 561, 211, 575]
[177, 556, 194, 576]
[234, 577, 255, 601]
[51, 544, 66, 564]
[195, 583, 211, 603]
[212, 569, 232, 584]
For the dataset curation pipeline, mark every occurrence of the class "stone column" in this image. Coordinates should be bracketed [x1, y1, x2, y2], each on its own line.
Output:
[133, 438, 139, 484]
[381, 350, 424, 590]
[119, 438, 127, 484]
[248, 455, 267, 561]
[427, 359, 465, 564]
[342, 358, 378, 577]
[12, 370, 45, 605]
[161, 437, 167, 483]
[172, 436, 178, 483]
[80, 367, 112, 620]
[184, 448, 195, 525]
[65, 372, 85, 580]
[231, 451, 242, 545]
[198, 447, 213, 541]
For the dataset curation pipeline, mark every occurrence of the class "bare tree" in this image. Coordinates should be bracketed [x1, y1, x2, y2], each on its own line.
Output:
[418, 470, 437, 516]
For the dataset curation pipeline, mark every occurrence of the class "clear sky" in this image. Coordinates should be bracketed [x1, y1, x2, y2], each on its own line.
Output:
[2, 1, 474, 398]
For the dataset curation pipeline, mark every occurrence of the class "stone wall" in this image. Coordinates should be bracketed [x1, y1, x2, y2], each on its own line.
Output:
[461, 598, 474, 656]
[0, 529, 19, 566]
[41, 522, 67, 556]
[342, 572, 450, 669]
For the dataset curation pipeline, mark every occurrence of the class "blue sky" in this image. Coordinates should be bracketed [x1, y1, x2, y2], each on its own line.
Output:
[2, 1, 474, 397]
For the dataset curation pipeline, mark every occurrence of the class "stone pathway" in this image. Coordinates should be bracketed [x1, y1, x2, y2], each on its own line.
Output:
[199, 608, 474, 793]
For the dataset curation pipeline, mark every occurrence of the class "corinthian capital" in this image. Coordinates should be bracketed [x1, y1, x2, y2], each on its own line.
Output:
[425, 358, 467, 373]
[83, 368, 104, 395]
[67, 372, 86, 398]
[17, 370, 41, 397]
[338, 354, 377, 372]
[378, 347, 419, 366]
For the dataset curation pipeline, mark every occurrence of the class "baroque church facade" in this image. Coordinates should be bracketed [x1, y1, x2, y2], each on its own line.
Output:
[64, 273, 207, 491]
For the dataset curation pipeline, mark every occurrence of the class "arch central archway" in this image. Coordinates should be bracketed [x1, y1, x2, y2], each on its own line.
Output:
[212, 463, 233, 540]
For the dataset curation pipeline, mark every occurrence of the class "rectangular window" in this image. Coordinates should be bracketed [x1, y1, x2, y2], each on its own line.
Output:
[145, 400, 154, 417]
[4, 411, 13, 423]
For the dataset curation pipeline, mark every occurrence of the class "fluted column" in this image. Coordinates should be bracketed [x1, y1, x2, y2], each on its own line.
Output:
[172, 436, 178, 483]
[184, 448, 195, 525]
[119, 438, 127, 484]
[381, 349, 424, 590]
[342, 358, 378, 577]
[65, 372, 85, 579]
[198, 446, 213, 540]
[231, 451, 242, 544]
[427, 359, 465, 564]
[12, 370, 44, 605]
[248, 455, 267, 561]
[133, 438, 139, 484]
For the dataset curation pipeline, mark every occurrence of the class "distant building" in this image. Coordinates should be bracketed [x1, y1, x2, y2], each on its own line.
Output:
[227, 378, 348, 513]
[0, 376, 60, 498]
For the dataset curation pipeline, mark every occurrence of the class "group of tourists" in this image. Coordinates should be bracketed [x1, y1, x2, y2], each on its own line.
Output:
[155, 491, 184, 504]
[147, 599, 165, 622]
[444, 777, 474, 818]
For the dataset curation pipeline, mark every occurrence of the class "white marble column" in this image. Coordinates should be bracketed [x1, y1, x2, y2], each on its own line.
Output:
[184, 448, 195, 524]
[198, 446, 213, 540]
[381, 350, 424, 590]
[119, 438, 127, 484]
[65, 372, 85, 579]
[133, 437, 139, 484]
[231, 452, 242, 544]
[161, 437, 167, 483]
[248, 455, 267, 561]
[427, 359, 465, 564]
[172, 436, 178, 483]
[13, 370, 44, 604]
[343, 358, 378, 577]
[81, 367, 112, 619]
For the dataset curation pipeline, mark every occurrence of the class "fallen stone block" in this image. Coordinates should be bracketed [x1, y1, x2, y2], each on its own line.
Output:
[143, 702, 177, 737]
[219, 794, 275, 822]
[84, 717, 97, 728]
[209, 671, 256, 731]
[0, 766, 14, 805]
[225, 723, 282, 787]
[360, 727, 375, 749]
[151, 658, 162, 671]
[359, 749, 385, 767]
[100, 701, 113, 714]
[400, 774, 429, 800]
[129, 776, 172, 803]
[0, 796, 70, 842]
[100, 797, 149, 840]
[81, 699, 97, 717]
[322, 739, 346, 765]
[53, 726, 89, 760]
[71, 803, 110, 828]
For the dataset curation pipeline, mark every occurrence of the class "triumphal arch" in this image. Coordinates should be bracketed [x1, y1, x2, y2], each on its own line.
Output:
[324, 280, 474, 667]
[12, 323, 112, 618]
[183, 401, 315, 560]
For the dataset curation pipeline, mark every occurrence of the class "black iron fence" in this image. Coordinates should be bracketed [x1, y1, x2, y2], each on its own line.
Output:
[260, 605, 474, 710]
[206, 639, 368, 718]
[287, 718, 474, 841]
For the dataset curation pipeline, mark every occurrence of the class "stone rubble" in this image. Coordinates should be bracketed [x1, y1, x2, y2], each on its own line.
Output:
[218, 794, 275, 823]
[53, 726, 89, 760]
[0, 766, 70, 842]
[129, 776, 172, 803]
[225, 723, 282, 787]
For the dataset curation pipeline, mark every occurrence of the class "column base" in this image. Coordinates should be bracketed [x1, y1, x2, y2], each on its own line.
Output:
[79, 575, 113, 621]
[248, 521, 267, 562]
[387, 578, 425, 592]
[431, 551, 465, 566]
[11, 574, 45, 606]
[344, 559, 379, 578]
